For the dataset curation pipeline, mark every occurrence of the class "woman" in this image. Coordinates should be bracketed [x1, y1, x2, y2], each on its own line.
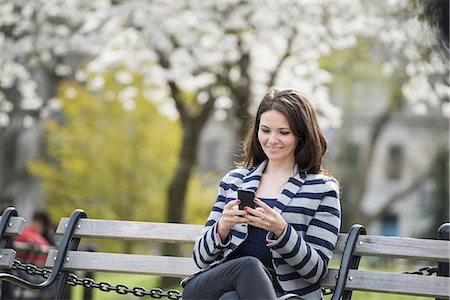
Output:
[182, 88, 341, 300]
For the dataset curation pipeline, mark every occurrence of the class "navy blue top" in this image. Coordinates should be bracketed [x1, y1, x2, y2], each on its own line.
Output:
[226, 198, 277, 268]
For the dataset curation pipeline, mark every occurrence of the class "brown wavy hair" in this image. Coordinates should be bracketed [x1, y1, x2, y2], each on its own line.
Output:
[241, 88, 327, 174]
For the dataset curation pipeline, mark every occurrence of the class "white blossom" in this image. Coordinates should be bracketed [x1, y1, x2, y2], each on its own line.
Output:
[65, 87, 77, 99]
[23, 115, 36, 128]
[0, 0, 448, 129]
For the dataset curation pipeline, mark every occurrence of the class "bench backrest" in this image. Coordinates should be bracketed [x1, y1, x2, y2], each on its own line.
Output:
[45, 217, 450, 298]
[0, 215, 26, 268]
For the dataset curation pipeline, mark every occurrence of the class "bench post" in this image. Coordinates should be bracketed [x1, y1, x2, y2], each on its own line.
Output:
[0, 207, 18, 300]
[0, 209, 86, 296]
[331, 224, 366, 300]
[0, 207, 18, 249]
[53, 209, 87, 300]
[436, 222, 449, 300]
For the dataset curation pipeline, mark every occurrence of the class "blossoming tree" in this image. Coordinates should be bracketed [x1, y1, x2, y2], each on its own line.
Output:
[0, 0, 447, 231]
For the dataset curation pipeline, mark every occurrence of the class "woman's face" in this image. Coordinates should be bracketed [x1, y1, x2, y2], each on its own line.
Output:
[258, 109, 298, 164]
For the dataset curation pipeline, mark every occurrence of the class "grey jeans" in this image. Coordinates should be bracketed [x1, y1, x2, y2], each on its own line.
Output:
[182, 256, 278, 300]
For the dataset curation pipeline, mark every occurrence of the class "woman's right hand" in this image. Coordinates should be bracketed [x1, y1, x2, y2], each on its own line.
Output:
[217, 199, 248, 243]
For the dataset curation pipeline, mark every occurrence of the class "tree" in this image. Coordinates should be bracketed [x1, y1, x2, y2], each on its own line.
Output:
[1, 0, 448, 249]
[0, 0, 117, 208]
[323, 35, 448, 229]
[421, 0, 449, 46]
[29, 68, 181, 252]
[1, 0, 447, 288]
[420, 146, 449, 238]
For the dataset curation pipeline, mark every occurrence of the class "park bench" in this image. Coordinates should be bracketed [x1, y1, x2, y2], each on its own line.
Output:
[0, 207, 26, 270]
[0, 207, 449, 299]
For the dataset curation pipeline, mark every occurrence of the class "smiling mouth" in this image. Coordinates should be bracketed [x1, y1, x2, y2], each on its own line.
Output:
[266, 146, 283, 151]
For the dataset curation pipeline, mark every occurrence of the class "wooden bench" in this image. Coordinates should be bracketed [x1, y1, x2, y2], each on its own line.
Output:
[42, 209, 450, 299]
[0, 207, 26, 269]
[1, 208, 449, 299]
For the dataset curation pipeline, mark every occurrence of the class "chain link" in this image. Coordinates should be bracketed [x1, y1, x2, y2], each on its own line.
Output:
[403, 266, 438, 276]
[12, 260, 182, 299]
[12, 260, 51, 279]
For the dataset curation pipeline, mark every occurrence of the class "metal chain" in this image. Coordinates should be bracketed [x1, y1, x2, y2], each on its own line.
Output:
[11, 260, 182, 299]
[13, 260, 438, 298]
[403, 266, 438, 276]
[66, 272, 182, 299]
[12, 260, 51, 279]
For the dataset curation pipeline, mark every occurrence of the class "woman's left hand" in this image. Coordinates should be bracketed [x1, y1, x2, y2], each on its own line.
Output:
[243, 198, 286, 237]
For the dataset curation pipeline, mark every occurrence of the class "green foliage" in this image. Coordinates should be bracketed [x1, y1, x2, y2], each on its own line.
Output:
[332, 139, 362, 232]
[420, 145, 449, 238]
[184, 171, 219, 225]
[29, 70, 181, 227]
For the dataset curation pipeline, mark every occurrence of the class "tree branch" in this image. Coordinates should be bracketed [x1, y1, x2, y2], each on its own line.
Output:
[366, 147, 439, 226]
[266, 28, 297, 88]
[154, 48, 189, 124]
[366, 171, 428, 225]
[354, 110, 392, 212]
[194, 85, 216, 131]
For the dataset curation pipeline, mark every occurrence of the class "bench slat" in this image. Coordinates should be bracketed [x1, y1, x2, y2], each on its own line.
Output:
[56, 218, 203, 243]
[323, 269, 450, 298]
[335, 234, 450, 262]
[0, 249, 17, 268]
[45, 250, 199, 277]
[0, 216, 26, 236]
[56, 218, 450, 262]
[46, 248, 450, 299]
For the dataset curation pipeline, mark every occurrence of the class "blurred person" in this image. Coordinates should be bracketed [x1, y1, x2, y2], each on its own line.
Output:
[13, 211, 52, 266]
[31, 211, 56, 247]
[182, 88, 341, 300]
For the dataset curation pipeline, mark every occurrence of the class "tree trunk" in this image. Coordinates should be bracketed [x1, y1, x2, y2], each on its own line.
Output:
[166, 125, 200, 224]
[233, 87, 251, 145]
[231, 51, 252, 155]
[160, 119, 202, 288]
[352, 110, 392, 225]
[161, 98, 215, 287]
[0, 86, 26, 205]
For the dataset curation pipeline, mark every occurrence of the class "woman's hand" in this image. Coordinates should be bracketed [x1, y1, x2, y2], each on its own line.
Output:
[217, 199, 248, 243]
[243, 198, 286, 237]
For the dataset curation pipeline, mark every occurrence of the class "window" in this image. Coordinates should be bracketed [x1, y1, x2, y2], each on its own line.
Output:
[380, 214, 398, 236]
[205, 141, 220, 171]
[386, 144, 403, 180]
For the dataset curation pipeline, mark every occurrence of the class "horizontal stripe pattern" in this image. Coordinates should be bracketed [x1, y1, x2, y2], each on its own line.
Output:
[191, 161, 341, 299]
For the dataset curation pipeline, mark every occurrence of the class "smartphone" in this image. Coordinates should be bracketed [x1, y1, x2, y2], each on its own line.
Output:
[238, 189, 256, 210]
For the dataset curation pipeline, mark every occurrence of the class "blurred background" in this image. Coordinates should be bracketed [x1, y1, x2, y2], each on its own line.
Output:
[0, 0, 448, 298]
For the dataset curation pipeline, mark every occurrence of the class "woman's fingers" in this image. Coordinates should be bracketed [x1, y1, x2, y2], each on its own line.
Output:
[253, 198, 271, 211]
[224, 199, 240, 210]
[221, 199, 249, 228]
[243, 199, 268, 217]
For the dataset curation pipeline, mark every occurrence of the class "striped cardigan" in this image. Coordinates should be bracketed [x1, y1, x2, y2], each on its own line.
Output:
[190, 160, 341, 299]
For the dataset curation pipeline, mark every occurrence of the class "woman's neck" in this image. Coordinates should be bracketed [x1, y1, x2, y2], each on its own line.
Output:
[256, 159, 296, 198]
[264, 159, 295, 177]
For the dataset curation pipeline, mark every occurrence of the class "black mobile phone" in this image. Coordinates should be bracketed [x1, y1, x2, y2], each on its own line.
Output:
[238, 189, 256, 210]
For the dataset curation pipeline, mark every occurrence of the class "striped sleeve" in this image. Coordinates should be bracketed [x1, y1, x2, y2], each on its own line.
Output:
[267, 178, 341, 284]
[192, 171, 233, 269]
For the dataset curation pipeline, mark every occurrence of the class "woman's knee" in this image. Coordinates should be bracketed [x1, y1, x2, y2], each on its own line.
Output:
[235, 256, 269, 278]
[240, 256, 265, 269]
